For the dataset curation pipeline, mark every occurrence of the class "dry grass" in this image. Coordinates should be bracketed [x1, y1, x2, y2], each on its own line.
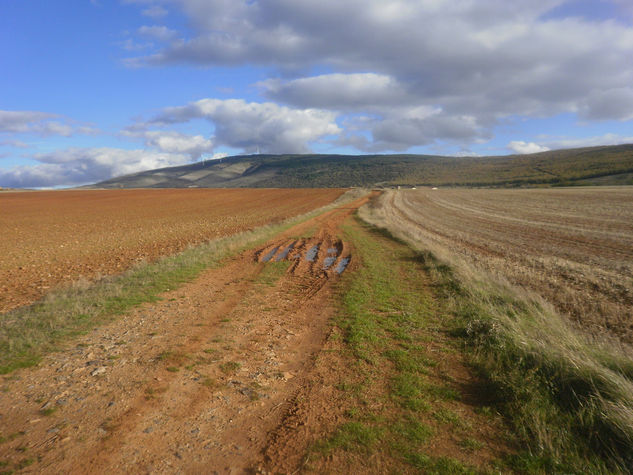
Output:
[379, 187, 633, 344]
[360, 189, 633, 472]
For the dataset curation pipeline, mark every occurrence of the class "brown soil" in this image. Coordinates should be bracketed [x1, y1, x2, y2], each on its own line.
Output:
[0, 195, 369, 473]
[0, 188, 344, 314]
[0, 192, 512, 473]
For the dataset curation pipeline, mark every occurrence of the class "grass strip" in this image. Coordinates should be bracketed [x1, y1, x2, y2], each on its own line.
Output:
[0, 189, 366, 374]
[359, 199, 633, 474]
[308, 217, 505, 473]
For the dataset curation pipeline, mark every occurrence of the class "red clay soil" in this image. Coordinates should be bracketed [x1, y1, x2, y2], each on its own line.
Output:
[0, 194, 371, 474]
[0, 188, 344, 314]
[0, 193, 513, 473]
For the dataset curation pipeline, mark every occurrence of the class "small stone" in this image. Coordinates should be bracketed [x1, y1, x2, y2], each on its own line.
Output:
[143, 426, 154, 434]
[91, 367, 106, 376]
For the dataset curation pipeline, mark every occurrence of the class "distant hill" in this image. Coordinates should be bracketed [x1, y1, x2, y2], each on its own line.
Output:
[91, 144, 633, 189]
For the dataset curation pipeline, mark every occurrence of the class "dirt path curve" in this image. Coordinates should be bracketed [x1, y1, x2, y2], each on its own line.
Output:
[0, 194, 372, 474]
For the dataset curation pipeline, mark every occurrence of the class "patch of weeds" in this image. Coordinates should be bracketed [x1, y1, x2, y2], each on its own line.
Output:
[474, 405, 495, 417]
[201, 377, 216, 388]
[433, 408, 462, 426]
[458, 437, 484, 452]
[257, 261, 291, 286]
[384, 348, 435, 373]
[335, 381, 364, 396]
[220, 318, 231, 323]
[155, 350, 188, 368]
[219, 361, 241, 374]
[316, 422, 383, 454]
[393, 417, 434, 443]
[14, 458, 34, 470]
[144, 386, 167, 400]
[390, 373, 432, 411]
[166, 366, 180, 373]
[39, 407, 57, 417]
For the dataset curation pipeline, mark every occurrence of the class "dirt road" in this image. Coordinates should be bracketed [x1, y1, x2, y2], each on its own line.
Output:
[0, 194, 370, 474]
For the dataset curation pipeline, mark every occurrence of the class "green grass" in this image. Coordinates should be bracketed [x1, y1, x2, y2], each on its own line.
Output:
[360, 202, 633, 473]
[0, 189, 365, 375]
[256, 260, 291, 286]
[219, 361, 241, 374]
[308, 217, 488, 472]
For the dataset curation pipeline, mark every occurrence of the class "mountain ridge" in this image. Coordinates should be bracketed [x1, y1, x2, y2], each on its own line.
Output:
[90, 144, 633, 189]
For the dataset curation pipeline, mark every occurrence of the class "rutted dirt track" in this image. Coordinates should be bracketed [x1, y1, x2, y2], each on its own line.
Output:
[0, 194, 370, 474]
[0, 188, 344, 314]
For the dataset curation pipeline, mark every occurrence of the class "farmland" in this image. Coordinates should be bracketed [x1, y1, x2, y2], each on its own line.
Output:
[2, 186, 633, 473]
[372, 187, 633, 343]
[0, 188, 344, 314]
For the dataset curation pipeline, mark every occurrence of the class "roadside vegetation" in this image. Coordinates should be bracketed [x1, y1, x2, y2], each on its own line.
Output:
[305, 217, 517, 473]
[359, 196, 633, 473]
[0, 189, 365, 374]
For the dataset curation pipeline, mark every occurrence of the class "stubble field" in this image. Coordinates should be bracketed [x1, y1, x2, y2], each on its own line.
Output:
[0, 188, 344, 314]
[378, 186, 633, 343]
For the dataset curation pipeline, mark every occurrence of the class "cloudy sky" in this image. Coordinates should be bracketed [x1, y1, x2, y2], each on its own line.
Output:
[2, 0, 633, 187]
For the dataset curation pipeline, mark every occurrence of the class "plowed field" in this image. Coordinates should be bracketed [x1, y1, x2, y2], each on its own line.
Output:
[379, 187, 633, 342]
[0, 189, 344, 313]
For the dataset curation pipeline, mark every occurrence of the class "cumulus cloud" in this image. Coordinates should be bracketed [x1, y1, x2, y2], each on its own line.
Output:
[0, 110, 97, 137]
[542, 133, 633, 149]
[0, 147, 190, 188]
[122, 130, 214, 158]
[149, 98, 340, 153]
[508, 141, 551, 154]
[125, 0, 633, 139]
[260, 73, 412, 110]
[580, 88, 633, 121]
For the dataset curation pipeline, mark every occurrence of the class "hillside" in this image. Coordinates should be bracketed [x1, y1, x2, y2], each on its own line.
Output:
[92, 144, 633, 188]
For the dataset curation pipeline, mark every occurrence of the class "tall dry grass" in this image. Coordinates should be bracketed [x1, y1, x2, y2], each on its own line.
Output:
[360, 190, 633, 473]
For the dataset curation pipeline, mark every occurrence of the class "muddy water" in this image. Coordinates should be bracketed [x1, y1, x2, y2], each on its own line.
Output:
[305, 245, 319, 262]
[335, 257, 350, 274]
[262, 246, 280, 262]
[276, 242, 296, 261]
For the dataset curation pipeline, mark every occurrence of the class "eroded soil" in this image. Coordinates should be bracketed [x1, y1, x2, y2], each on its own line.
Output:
[0, 193, 512, 473]
[0, 188, 344, 314]
[0, 195, 368, 473]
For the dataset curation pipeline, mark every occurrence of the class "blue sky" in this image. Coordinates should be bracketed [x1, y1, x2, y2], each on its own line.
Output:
[1, 0, 633, 187]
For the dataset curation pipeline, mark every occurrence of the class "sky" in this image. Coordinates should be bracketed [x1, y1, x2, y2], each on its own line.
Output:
[1, 0, 633, 188]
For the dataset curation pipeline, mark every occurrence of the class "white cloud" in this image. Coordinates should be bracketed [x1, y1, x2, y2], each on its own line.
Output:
[0, 140, 30, 149]
[541, 133, 633, 149]
[125, 0, 633, 142]
[0, 110, 97, 137]
[122, 129, 214, 158]
[260, 73, 411, 110]
[150, 98, 340, 153]
[0, 147, 191, 188]
[508, 140, 550, 154]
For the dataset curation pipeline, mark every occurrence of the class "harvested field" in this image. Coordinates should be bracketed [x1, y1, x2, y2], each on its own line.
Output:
[375, 187, 633, 343]
[0, 188, 344, 313]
